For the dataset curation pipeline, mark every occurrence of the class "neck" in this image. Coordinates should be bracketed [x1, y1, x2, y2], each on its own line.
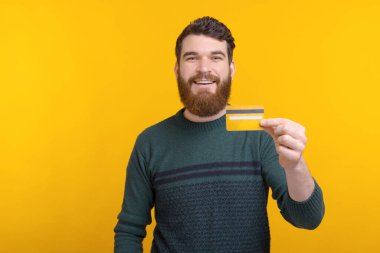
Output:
[183, 106, 227, 123]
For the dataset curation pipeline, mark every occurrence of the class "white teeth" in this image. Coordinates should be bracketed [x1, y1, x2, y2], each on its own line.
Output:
[194, 80, 214, 84]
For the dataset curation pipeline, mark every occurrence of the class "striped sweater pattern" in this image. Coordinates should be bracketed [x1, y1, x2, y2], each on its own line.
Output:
[114, 108, 325, 253]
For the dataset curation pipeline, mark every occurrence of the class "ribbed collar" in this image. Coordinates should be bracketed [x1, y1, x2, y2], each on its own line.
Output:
[174, 108, 226, 131]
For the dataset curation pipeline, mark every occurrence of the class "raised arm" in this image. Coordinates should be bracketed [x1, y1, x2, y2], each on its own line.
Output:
[259, 119, 325, 229]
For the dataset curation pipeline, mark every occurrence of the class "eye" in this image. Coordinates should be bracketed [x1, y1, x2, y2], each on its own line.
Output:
[185, 57, 196, 61]
[212, 56, 223, 61]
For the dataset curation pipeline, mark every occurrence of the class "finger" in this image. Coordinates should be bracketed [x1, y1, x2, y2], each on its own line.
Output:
[277, 134, 305, 152]
[277, 145, 302, 164]
[260, 118, 289, 128]
[261, 118, 305, 130]
[274, 124, 307, 144]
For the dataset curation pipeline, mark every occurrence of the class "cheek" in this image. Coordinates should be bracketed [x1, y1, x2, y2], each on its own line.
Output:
[179, 66, 193, 80]
[219, 67, 231, 80]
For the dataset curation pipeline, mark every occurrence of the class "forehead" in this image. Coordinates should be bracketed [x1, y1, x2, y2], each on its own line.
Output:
[181, 34, 228, 57]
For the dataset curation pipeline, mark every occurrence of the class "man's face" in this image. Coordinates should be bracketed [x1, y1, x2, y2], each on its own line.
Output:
[175, 34, 235, 117]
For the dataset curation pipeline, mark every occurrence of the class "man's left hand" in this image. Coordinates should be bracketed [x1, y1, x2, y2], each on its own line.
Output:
[260, 118, 307, 171]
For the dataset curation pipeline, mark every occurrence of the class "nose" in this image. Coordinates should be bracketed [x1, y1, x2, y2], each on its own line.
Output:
[196, 57, 211, 73]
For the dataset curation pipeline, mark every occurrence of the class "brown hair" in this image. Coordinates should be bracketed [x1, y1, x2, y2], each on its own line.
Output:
[175, 16, 235, 64]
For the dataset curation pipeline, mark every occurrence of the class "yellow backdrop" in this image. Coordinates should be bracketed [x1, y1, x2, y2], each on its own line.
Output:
[1, 0, 379, 252]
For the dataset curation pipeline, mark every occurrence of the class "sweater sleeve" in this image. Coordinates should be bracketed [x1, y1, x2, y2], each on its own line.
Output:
[260, 131, 325, 229]
[114, 134, 154, 253]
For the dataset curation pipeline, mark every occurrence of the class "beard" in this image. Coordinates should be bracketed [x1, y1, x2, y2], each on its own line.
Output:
[177, 71, 232, 117]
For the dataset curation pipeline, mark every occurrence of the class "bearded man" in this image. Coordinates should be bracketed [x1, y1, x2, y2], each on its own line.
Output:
[114, 16, 325, 253]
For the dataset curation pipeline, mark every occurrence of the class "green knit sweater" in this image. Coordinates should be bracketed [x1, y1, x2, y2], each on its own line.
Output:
[114, 108, 325, 253]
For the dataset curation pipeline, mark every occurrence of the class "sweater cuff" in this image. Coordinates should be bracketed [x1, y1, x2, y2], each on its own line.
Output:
[285, 179, 325, 229]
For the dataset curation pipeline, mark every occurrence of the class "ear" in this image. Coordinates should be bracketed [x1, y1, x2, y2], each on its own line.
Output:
[174, 62, 179, 79]
[229, 60, 236, 80]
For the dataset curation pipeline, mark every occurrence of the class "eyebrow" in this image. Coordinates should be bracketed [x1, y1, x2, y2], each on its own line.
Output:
[182, 50, 226, 58]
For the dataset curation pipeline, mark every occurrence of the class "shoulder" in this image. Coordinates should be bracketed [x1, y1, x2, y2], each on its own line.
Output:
[135, 111, 179, 146]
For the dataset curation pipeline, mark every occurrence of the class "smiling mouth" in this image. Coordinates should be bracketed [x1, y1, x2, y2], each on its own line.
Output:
[192, 80, 216, 85]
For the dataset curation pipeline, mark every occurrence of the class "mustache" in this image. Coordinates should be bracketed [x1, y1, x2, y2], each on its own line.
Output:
[188, 73, 220, 84]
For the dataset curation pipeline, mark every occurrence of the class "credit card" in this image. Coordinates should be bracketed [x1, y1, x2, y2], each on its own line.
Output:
[226, 105, 264, 131]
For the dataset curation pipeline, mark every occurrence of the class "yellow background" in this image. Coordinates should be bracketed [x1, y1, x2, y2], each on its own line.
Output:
[1, 1, 379, 252]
